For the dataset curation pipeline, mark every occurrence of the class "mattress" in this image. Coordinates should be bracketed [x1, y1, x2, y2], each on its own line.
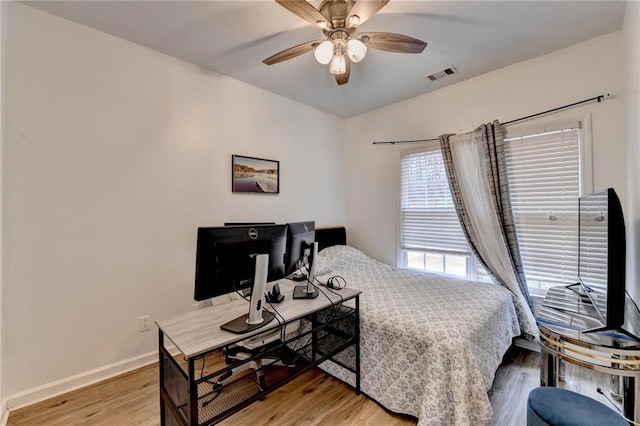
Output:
[312, 245, 522, 426]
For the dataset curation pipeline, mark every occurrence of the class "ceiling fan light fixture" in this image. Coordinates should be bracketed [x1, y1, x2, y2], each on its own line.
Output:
[314, 40, 334, 64]
[347, 15, 361, 28]
[267, 0, 428, 85]
[329, 53, 346, 75]
[346, 38, 367, 63]
[316, 20, 330, 30]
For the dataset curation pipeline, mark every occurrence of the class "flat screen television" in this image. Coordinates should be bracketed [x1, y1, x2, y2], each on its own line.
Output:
[194, 224, 287, 333]
[285, 221, 318, 299]
[578, 188, 634, 338]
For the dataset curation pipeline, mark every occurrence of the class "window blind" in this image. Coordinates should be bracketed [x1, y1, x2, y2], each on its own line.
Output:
[577, 195, 608, 294]
[504, 127, 581, 291]
[400, 150, 468, 252]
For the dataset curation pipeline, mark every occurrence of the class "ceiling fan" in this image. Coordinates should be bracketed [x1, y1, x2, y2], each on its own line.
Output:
[263, 0, 427, 85]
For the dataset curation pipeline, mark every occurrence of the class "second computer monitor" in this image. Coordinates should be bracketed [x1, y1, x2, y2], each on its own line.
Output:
[285, 221, 316, 276]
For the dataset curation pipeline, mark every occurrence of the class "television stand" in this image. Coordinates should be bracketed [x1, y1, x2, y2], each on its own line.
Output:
[538, 286, 640, 423]
[566, 282, 592, 298]
[581, 324, 640, 340]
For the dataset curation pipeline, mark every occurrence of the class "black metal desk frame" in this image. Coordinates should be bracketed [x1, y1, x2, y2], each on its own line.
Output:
[158, 293, 360, 426]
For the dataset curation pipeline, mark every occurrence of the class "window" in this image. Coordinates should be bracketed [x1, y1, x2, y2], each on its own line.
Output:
[399, 147, 481, 278]
[504, 126, 582, 294]
[399, 123, 585, 294]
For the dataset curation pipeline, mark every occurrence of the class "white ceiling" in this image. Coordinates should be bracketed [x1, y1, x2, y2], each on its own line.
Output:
[21, 0, 626, 118]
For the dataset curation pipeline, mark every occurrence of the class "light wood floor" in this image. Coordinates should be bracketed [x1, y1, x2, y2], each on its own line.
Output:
[7, 346, 619, 426]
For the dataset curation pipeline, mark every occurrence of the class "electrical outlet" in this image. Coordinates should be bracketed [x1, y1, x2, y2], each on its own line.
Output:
[139, 315, 151, 332]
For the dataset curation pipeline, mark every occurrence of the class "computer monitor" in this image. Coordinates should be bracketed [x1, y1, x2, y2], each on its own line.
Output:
[291, 241, 319, 299]
[286, 221, 318, 299]
[285, 221, 315, 276]
[194, 225, 287, 333]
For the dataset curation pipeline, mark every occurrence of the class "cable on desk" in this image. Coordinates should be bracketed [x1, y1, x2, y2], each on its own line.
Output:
[265, 298, 287, 342]
[234, 288, 250, 303]
[326, 275, 347, 290]
[314, 276, 345, 324]
[197, 354, 225, 408]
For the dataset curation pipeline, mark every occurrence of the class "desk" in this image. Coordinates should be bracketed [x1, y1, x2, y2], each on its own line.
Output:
[156, 279, 361, 426]
[538, 286, 640, 422]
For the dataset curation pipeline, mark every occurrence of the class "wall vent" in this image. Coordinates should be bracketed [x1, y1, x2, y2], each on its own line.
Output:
[425, 66, 458, 82]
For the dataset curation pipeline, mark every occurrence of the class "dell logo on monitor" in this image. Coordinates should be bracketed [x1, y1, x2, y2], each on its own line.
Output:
[248, 228, 259, 240]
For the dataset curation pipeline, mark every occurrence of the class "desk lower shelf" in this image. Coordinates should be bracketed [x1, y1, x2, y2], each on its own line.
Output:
[159, 301, 360, 426]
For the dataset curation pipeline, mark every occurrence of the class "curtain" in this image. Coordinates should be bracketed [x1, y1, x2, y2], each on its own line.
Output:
[440, 121, 537, 338]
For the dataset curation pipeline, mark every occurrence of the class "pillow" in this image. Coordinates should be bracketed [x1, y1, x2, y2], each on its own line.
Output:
[313, 246, 340, 275]
[332, 245, 373, 270]
[316, 244, 374, 273]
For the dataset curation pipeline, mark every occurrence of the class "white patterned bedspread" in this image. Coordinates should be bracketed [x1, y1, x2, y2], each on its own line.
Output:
[314, 245, 521, 426]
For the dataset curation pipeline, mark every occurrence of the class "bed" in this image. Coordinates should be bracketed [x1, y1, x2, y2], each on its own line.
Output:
[311, 227, 524, 426]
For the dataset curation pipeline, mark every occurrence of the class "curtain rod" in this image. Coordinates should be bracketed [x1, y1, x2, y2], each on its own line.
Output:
[372, 93, 611, 145]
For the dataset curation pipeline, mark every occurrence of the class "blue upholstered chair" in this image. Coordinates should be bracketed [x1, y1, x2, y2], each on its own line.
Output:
[527, 387, 628, 426]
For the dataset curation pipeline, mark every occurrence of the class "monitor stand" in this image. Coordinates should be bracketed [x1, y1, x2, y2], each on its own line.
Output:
[221, 310, 275, 334]
[221, 253, 274, 334]
[293, 241, 319, 299]
[293, 284, 318, 299]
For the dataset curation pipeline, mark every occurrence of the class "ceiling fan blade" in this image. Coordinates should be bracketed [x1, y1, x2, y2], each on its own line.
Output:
[276, 0, 331, 29]
[359, 32, 427, 53]
[346, 0, 390, 29]
[335, 60, 350, 85]
[263, 40, 321, 65]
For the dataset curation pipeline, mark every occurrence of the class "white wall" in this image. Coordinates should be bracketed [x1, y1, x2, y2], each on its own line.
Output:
[2, 2, 346, 401]
[345, 32, 628, 276]
[623, 0, 640, 301]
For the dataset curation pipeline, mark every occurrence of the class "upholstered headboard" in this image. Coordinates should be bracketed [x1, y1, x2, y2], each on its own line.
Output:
[315, 226, 346, 251]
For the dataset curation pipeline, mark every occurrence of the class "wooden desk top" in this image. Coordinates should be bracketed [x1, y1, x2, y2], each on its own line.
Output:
[156, 279, 361, 359]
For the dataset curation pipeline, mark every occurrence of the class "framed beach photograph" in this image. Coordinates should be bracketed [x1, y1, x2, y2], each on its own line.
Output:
[232, 155, 280, 194]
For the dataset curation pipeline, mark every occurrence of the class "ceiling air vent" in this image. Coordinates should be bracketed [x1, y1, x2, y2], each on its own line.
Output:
[426, 66, 458, 82]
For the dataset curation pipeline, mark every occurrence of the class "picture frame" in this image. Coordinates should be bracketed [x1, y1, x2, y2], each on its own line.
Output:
[232, 155, 280, 194]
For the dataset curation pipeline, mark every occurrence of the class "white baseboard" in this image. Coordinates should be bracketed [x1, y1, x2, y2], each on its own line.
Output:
[4, 347, 176, 414]
[1, 399, 9, 426]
